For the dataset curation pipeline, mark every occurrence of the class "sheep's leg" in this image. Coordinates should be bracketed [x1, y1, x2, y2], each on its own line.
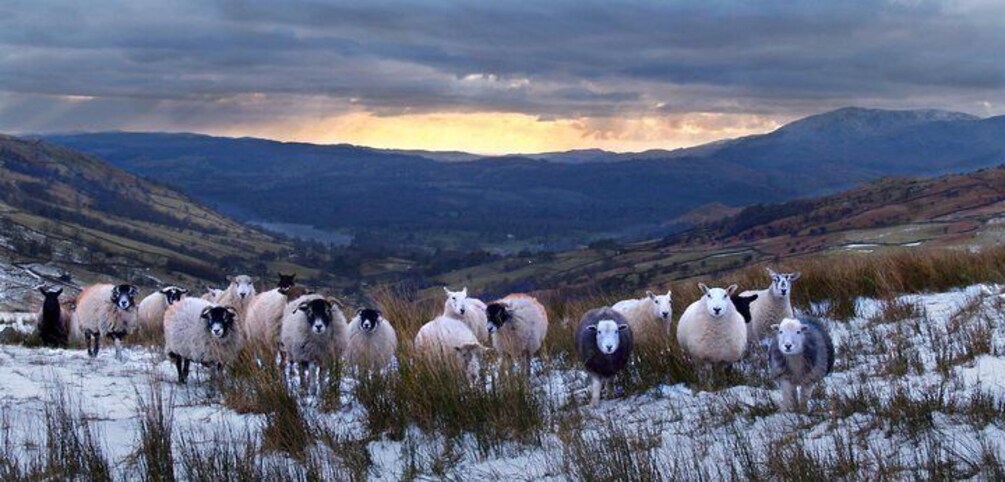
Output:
[523, 351, 532, 378]
[181, 359, 191, 384]
[589, 374, 602, 407]
[299, 362, 310, 395]
[91, 332, 101, 357]
[779, 380, 797, 412]
[113, 336, 124, 361]
[169, 353, 185, 384]
[84, 331, 94, 357]
[795, 386, 807, 413]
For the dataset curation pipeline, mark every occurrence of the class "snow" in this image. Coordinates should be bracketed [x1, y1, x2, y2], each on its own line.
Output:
[1, 284, 1004, 478]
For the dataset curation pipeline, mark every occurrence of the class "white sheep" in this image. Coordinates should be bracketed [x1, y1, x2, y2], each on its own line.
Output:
[575, 307, 633, 406]
[413, 315, 488, 385]
[137, 286, 188, 334]
[676, 283, 747, 364]
[768, 318, 835, 412]
[345, 308, 398, 370]
[244, 288, 291, 347]
[611, 290, 672, 341]
[200, 288, 222, 302]
[214, 275, 256, 321]
[163, 297, 242, 384]
[72, 283, 139, 360]
[485, 294, 549, 374]
[442, 286, 489, 343]
[280, 294, 348, 393]
[744, 268, 800, 345]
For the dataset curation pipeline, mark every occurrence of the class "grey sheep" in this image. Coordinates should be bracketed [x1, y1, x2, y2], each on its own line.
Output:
[768, 317, 835, 412]
[575, 307, 633, 407]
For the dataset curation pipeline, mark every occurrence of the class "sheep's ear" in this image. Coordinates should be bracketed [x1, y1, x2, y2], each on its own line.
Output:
[327, 297, 344, 309]
[766, 267, 777, 277]
[224, 307, 238, 319]
[443, 286, 451, 294]
[789, 272, 801, 281]
[38, 286, 48, 295]
[646, 290, 656, 300]
[770, 323, 780, 331]
[179, 288, 189, 294]
[159, 287, 172, 294]
[129, 286, 139, 297]
[698, 283, 710, 295]
[53, 288, 63, 296]
[455, 342, 484, 359]
[586, 326, 598, 332]
[227, 276, 235, 283]
[617, 324, 630, 331]
[294, 302, 310, 314]
[666, 290, 672, 298]
[726, 284, 738, 295]
[461, 287, 468, 296]
[200, 307, 213, 319]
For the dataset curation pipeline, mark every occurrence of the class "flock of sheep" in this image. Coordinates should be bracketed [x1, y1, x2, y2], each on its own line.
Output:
[31, 268, 833, 411]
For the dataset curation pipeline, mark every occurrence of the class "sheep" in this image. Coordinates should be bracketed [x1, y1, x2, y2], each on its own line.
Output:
[200, 288, 222, 302]
[442, 286, 489, 343]
[768, 317, 835, 412]
[611, 290, 672, 341]
[36, 286, 72, 348]
[279, 294, 348, 393]
[345, 308, 398, 370]
[413, 315, 488, 385]
[676, 283, 747, 364]
[575, 307, 633, 406]
[745, 268, 800, 345]
[73, 283, 139, 360]
[485, 293, 548, 375]
[163, 298, 241, 384]
[214, 275, 257, 322]
[244, 274, 303, 347]
[137, 286, 188, 334]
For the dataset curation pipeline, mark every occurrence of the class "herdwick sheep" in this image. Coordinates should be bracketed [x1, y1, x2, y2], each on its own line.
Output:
[280, 294, 348, 393]
[486, 294, 548, 375]
[676, 283, 746, 364]
[769, 318, 835, 412]
[137, 286, 188, 334]
[414, 315, 488, 385]
[744, 268, 800, 345]
[612, 290, 672, 341]
[164, 298, 241, 384]
[345, 308, 398, 370]
[214, 275, 256, 322]
[36, 286, 72, 348]
[575, 307, 633, 406]
[442, 286, 489, 343]
[73, 283, 139, 360]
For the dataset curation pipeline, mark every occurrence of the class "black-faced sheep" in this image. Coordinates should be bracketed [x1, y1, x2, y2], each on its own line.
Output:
[137, 286, 188, 334]
[744, 268, 800, 344]
[345, 308, 398, 370]
[612, 290, 672, 341]
[769, 317, 834, 412]
[73, 283, 139, 360]
[486, 294, 549, 375]
[414, 315, 488, 385]
[164, 298, 242, 384]
[676, 283, 746, 364]
[36, 286, 72, 348]
[575, 307, 633, 406]
[280, 294, 348, 393]
[442, 286, 489, 343]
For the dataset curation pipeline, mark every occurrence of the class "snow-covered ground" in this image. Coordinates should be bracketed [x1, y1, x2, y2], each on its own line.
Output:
[2, 284, 1004, 479]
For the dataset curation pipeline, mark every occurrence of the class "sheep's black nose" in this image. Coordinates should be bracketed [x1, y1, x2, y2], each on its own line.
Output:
[605, 344, 614, 351]
[784, 344, 793, 350]
[662, 311, 669, 317]
[713, 308, 721, 314]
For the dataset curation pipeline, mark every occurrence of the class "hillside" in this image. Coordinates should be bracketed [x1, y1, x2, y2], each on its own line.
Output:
[42, 108, 1005, 251]
[0, 135, 323, 309]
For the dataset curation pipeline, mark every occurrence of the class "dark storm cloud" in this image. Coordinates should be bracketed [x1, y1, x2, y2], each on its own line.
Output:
[0, 0, 1002, 133]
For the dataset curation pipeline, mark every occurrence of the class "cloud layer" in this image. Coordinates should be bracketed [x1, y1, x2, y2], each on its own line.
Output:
[1, 0, 1002, 151]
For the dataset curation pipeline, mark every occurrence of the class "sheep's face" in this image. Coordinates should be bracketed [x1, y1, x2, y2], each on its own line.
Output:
[455, 343, 485, 385]
[229, 275, 255, 299]
[297, 299, 333, 335]
[699, 283, 737, 319]
[201, 306, 237, 339]
[444, 287, 468, 316]
[647, 290, 673, 321]
[39, 287, 63, 304]
[768, 269, 800, 298]
[773, 318, 806, 355]
[160, 287, 188, 305]
[111, 284, 138, 311]
[277, 273, 296, 291]
[485, 303, 510, 334]
[589, 319, 628, 355]
[357, 308, 382, 332]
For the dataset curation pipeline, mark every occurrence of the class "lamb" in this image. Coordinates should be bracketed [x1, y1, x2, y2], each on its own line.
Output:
[163, 298, 241, 384]
[345, 308, 398, 370]
[413, 315, 488, 385]
[73, 283, 139, 360]
[485, 294, 548, 374]
[214, 275, 256, 322]
[36, 286, 72, 348]
[137, 286, 188, 334]
[676, 283, 747, 364]
[245, 274, 303, 347]
[768, 318, 835, 412]
[280, 294, 348, 392]
[442, 286, 489, 343]
[745, 268, 800, 345]
[575, 307, 633, 406]
[611, 290, 672, 341]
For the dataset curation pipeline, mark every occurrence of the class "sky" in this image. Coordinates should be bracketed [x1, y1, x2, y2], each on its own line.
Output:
[1, 0, 1003, 154]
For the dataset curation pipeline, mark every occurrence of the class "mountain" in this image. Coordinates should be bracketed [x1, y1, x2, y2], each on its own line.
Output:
[0, 135, 320, 294]
[41, 107, 1005, 251]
